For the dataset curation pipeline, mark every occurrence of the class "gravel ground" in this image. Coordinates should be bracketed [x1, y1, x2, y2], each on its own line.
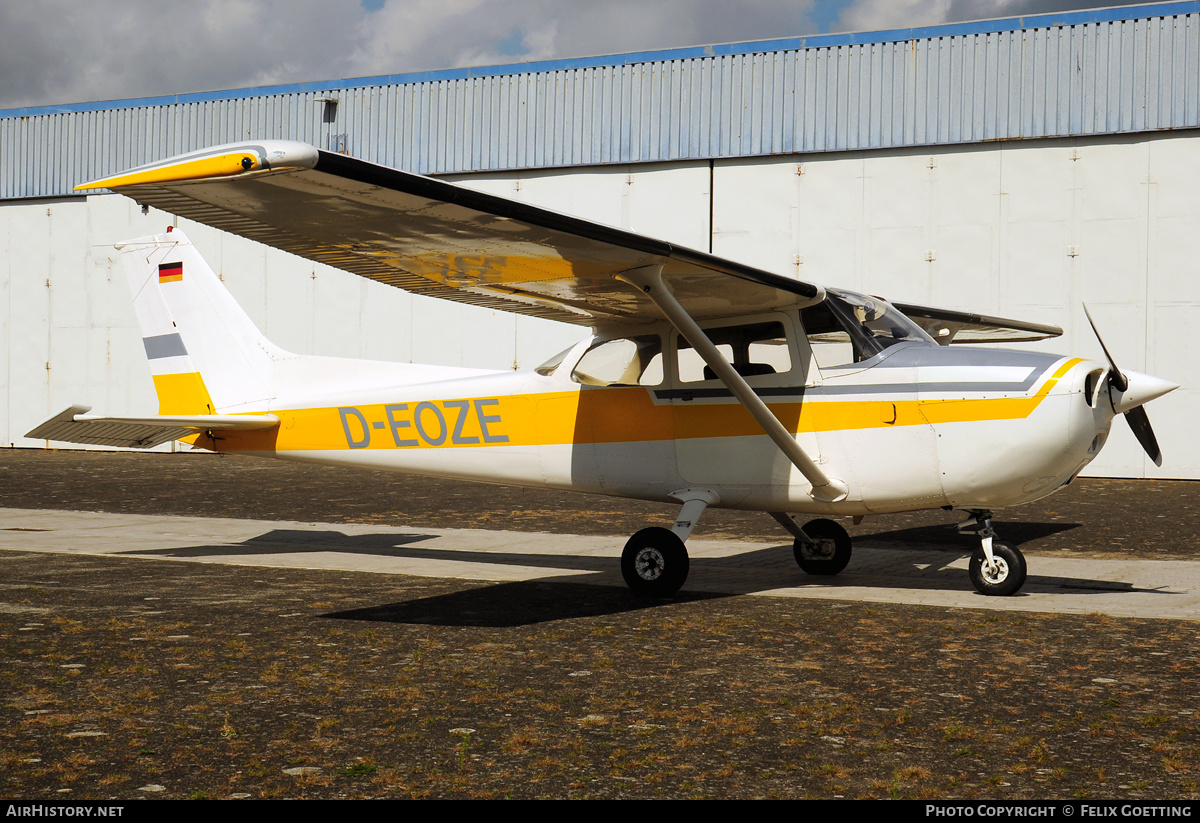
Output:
[1, 449, 1198, 799]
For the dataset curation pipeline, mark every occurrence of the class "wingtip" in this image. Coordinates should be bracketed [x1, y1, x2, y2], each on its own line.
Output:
[72, 140, 319, 192]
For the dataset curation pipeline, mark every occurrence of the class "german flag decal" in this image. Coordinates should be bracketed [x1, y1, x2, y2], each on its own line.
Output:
[158, 262, 183, 283]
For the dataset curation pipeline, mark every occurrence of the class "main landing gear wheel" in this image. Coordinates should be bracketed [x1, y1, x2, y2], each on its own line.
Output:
[968, 542, 1027, 596]
[621, 527, 689, 597]
[793, 518, 852, 576]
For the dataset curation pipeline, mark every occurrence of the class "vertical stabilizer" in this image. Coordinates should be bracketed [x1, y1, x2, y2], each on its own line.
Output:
[121, 230, 279, 414]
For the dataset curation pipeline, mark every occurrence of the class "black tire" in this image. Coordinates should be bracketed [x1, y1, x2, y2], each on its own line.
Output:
[621, 527, 689, 597]
[794, 518, 852, 576]
[968, 541, 1027, 596]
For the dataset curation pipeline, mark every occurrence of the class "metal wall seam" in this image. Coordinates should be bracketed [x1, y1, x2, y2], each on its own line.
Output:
[1186, 13, 1196, 124]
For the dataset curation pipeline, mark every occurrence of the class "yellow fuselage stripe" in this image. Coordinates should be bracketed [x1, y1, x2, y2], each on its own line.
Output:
[194, 359, 1081, 453]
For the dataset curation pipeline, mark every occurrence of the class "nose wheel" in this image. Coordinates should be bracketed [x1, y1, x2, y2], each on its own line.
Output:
[959, 512, 1027, 596]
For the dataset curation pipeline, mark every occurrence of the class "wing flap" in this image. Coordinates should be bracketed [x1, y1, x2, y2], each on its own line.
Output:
[27, 406, 279, 449]
[80, 140, 825, 326]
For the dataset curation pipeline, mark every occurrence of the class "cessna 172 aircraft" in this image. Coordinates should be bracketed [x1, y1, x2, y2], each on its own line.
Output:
[28, 140, 1178, 598]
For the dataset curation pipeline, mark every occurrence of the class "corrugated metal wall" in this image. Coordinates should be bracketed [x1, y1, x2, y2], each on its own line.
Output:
[4, 3, 1200, 197]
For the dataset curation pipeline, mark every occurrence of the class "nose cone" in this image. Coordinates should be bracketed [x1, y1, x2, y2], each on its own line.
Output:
[1110, 370, 1179, 414]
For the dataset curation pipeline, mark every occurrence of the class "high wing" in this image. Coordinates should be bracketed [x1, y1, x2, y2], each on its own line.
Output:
[77, 140, 825, 325]
[27, 406, 280, 450]
[892, 302, 1062, 344]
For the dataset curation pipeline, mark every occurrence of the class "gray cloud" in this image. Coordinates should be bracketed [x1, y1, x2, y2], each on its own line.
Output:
[834, 0, 1141, 33]
[0, 0, 368, 108]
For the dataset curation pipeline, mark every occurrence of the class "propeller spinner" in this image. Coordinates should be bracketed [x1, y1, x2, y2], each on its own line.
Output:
[1083, 304, 1178, 467]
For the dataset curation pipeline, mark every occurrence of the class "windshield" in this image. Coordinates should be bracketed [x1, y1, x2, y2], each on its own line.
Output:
[821, 289, 934, 362]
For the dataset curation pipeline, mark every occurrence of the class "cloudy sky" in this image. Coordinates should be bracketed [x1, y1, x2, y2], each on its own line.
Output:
[0, 0, 1148, 111]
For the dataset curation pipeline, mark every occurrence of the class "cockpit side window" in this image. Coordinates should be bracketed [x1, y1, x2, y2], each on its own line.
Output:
[571, 335, 664, 387]
[800, 301, 861, 369]
[676, 321, 792, 383]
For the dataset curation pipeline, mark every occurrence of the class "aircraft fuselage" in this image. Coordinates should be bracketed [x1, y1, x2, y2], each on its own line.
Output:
[207, 333, 1113, 518]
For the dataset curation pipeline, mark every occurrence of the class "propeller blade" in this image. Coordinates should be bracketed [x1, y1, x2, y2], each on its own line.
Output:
[1082, 303, 1128, 392]
[1124, 405, 1162, 467]
[1082, 304, 1174, 467]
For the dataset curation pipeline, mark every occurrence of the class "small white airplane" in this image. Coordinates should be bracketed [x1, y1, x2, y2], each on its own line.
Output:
[29, 140, 1178, 598]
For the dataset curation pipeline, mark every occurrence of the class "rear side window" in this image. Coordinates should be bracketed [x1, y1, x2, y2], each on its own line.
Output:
[571, 335, 664, 386]
[676, 321, 791, 383]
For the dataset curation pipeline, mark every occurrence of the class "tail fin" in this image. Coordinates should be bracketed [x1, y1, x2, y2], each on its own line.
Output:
[121, 230, 280, 414]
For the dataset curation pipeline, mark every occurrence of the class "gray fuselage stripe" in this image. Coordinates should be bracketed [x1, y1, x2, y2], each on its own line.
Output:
[815, 378, 1042, 396]
[143, 333, 188, 360]
[652, 363, 1059, 400]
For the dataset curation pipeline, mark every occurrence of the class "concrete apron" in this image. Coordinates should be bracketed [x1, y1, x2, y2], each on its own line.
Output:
[2, 507, 1198, 621]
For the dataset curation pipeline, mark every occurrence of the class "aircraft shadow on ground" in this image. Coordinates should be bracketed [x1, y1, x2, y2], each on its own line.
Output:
[122, 528, 616, 573]
[122, 529, 444, 558]
[115, 524, 1167, 626]
[858, 521, 1081, 548]
[323, 581, 729, 627]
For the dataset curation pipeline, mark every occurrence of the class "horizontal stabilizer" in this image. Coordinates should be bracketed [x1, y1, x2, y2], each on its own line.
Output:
[26, 406, 279, 449]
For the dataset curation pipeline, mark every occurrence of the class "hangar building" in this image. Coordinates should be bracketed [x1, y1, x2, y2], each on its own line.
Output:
[2, 2, 1198, 479]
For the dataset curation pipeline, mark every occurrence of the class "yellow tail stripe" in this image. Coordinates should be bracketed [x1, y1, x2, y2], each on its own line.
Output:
[152, 372, 216, 416]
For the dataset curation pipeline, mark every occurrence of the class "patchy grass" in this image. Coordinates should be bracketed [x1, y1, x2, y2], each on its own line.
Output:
[2, 550, 1199, 799]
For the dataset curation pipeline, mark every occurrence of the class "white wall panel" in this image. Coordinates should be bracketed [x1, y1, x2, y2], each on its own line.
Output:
[0, 209, 10, 449]
[996, 143, 1075, 329]
[1147, 304, 1200, 478]
[712, 159, 800, 276]
[929, 149, 1002, 313]
[361, 286, 414, 366]
[5, 132, 1198, 480]
[46, 204, 91, 420]
[6, 206, 54, 445]
[789, 158, 863, 287]
[261, 244, 313, 356]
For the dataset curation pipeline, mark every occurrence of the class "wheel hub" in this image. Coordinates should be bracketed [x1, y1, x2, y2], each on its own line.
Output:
[800, 538, 835, 561]
[634, 547, 665, 581]
[981, 557, 1009, 584]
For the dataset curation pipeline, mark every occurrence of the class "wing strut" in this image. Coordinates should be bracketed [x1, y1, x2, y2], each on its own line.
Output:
[620, 266, 848, 503]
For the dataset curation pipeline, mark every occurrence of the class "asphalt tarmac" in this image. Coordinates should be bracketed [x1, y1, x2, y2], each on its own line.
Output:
[2, 449, 1199, 799]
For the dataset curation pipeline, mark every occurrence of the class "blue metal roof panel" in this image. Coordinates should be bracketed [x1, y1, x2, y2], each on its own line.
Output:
[5, 2, 1200, 198]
